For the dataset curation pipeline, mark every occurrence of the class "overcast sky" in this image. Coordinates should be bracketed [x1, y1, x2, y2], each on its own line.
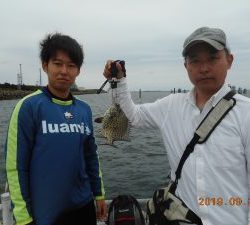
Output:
[1, 0, 250, 91]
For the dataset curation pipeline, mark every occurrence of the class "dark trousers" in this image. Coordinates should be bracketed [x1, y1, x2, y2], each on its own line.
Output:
[53, 200, 97, 225]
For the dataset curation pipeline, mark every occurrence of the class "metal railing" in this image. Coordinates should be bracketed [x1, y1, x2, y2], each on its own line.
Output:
[0, 193, 14, 225]
[0, 192, 149, 225]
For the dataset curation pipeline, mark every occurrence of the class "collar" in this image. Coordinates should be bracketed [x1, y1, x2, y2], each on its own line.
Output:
[42, 87, 75, 105]
[186, 83, 231, 108]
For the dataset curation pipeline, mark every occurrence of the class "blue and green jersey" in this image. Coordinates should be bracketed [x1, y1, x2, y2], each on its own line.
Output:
[5, 87, 105, 225]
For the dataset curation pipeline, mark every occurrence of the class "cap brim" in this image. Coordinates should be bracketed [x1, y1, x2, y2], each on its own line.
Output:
[182, 38, 225, 57]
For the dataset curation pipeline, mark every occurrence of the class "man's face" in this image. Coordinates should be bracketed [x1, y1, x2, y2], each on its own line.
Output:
[42, 50, 80, 95]
[184, 43, 233, 95]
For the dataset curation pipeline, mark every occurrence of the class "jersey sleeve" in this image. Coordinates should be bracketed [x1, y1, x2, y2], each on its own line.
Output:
[84, 106, 105, 200]
[114, 78, 171, 129]
[6, 98, 35, 225]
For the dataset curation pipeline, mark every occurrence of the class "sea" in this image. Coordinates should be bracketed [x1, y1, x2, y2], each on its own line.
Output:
[0, 91, 171, 199]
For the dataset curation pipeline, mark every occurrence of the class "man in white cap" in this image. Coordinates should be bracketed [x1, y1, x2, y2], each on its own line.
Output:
[102, 27, 250, 224]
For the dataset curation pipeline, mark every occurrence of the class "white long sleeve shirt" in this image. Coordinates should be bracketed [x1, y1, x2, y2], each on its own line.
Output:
[113, 78, 250, 225]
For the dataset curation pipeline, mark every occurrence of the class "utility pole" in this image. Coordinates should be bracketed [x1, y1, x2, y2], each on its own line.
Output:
[17, 64, 23, 90]
[39, 68, 42, 86]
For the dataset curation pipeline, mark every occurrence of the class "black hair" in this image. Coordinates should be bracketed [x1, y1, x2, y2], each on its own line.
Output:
[40, 33, 84, 69]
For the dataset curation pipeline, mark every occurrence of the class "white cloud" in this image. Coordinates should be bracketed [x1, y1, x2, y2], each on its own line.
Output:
[1, 0, 250, 90]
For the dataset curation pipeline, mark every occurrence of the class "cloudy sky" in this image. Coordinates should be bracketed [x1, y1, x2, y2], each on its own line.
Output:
[1, 0, 250, 91]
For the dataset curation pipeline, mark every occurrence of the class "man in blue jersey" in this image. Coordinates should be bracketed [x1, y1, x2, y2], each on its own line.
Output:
[6, 33, 106, 225]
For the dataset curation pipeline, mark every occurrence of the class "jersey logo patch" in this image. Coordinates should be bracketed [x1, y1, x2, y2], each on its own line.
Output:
[64, 111, 73, 119]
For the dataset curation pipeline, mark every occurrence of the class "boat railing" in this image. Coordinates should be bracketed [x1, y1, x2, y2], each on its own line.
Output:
[0, 192, 150, 225]
[0, 193, 14, 225]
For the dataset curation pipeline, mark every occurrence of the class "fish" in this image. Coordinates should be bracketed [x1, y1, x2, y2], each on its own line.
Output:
[94, 103, 130, 145]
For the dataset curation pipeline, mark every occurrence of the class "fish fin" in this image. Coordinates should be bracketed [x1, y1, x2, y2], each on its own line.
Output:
[95, 133, 105, 139]
[94, 117, 103, 123]
[120, 136, 131, 142]
[99, 143, 118, 148]
[123, 124, 131, 141]
[94, 129, 105, 138]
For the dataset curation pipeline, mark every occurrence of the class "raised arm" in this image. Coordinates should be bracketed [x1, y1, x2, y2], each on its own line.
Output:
[103, 60, 170, 129]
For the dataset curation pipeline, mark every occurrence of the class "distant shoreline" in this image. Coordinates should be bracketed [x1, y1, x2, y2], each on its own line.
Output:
[0, 88, 105, 101]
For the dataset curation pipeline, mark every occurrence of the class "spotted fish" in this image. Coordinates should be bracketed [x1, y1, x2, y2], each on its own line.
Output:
[95, 103, 130, 145]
